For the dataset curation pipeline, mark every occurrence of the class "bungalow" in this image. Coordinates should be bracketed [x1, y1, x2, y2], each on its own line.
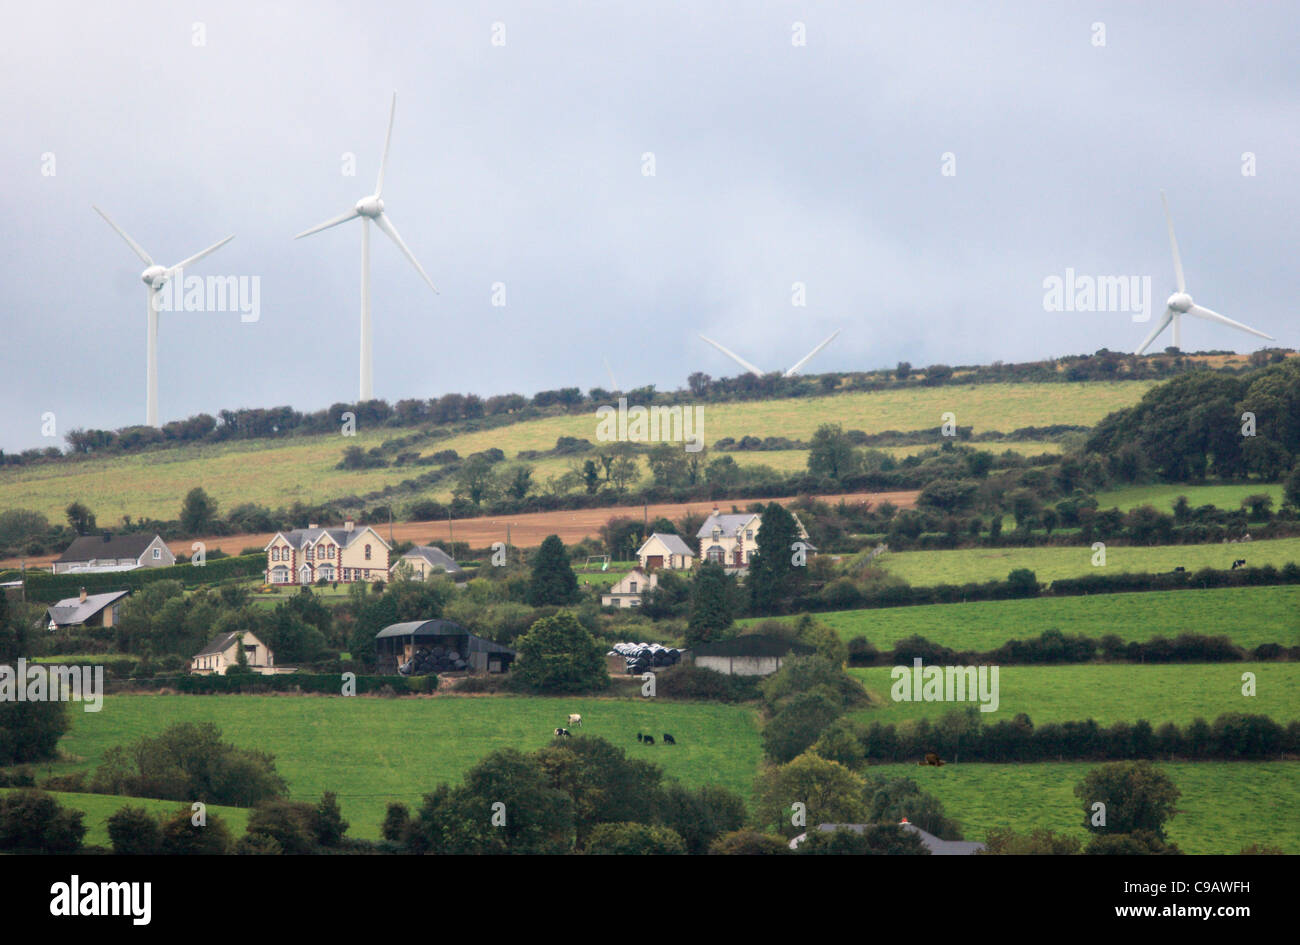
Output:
[601, 567, 658, 608]
[789, 820, 986, 855]
[695, 508, 812, 569]
[635, 533, 694, 571]
[45, 588, 130, 630]
[264, 520, 391, 586]
[398, 545, 464, 581]
[687, 633, 815, 676]
[190, 630, 277, 676]
[53, 533, 174, 574]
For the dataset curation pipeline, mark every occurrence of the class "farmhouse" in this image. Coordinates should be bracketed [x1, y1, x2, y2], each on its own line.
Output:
[190, 630, 278, 676]
[375, 619, 516, 675]
[687, 633, 815, 676]
[53, 533, 174, 574]
[635, 532, 694, 571]
[264, 520, 390, 586]
[398, 545, 464, 581]
[789, 820, 987, 855]
[695, 508, 812, 569]
[601, 567, 657, 608]
[45, 588, 130, 630]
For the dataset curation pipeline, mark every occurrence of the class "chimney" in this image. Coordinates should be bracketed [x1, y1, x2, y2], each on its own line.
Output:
[344, 519, 355, 532]
[79, 587, 87, 603]
[711, 507, 720, 518]
[308, 523, 319, 530]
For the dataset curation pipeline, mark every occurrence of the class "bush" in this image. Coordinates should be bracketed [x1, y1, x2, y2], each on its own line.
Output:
[107, 806, 162, 855]
[655, 664, 761, 702]
[0, 790, 86, 853]
[584, 822, 686, 855]
[708, 830, 792, 855]
[159, 806, 232, 855]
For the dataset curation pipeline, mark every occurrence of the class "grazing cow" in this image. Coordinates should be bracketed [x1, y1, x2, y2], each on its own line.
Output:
[637, 733, 644, 742]
[1232, 559, 1246, 569]
[1173, 566, 1186, 573]
[553, 728, 571, 738]
[568, 713, 583, 728]
[917, 752, 945, 767]
[643, 734, 655, 745]
[663, 733, 676, 745]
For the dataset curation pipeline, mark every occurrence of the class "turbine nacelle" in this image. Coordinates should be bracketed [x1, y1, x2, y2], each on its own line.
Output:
[140, 264, 169, 287]
[1166, 292, 1193, 313]
[355, 195, 385, 217]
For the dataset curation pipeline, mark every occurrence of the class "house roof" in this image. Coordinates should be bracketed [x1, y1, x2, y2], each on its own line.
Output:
[689, 633, 816, 658]
[265, 526, 389, 552]
[696, 513, 757, 539]
[402, 545, 463, 574]
[193, 631, 247, 658]
[45, 590, 130, 627]
[55, 533, 163, 564]
[639, 532, 694, 557]
[795, 822, 985, 855]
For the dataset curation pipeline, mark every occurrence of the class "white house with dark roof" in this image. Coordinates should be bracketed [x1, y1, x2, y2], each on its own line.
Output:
[695, 507, 811, 568]
[601, 567, 658, 608]
[635, 533, 694, 571]
[45, 589, 131, 630]
[190, 630, 277, 675]
[52, 533, 174, 574]
[398, 545, 463, 581]
[264, 519, 390, 586]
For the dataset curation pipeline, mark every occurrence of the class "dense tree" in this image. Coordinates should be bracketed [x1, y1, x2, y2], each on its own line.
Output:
[654, 782, 747, 855]
[536, 736, 662, 845]
[807, 424, 860, 481]
[797, 824, 929, 855]
[686, 561, 734, 647]
[762, 690, 845, 763]
[981, 827, 1081, 855]
[0, 699, 70, 765]
[755, 753, 869, 834]
[0, 790, 86, 853]
[526, 535, 579, 606]
[107, 805, 163, 855]
[64, 500, 96, 535]
[180, 486, 219, 535]
[512, 611, 608, 693]
[748, 502, 803, 614]
[158, 806, 232, 855]
[585, 822, 686, 855]
[1074, 761, 1181, 839]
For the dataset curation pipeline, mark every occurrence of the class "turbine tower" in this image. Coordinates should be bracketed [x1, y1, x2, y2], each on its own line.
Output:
[699, 330, 841, 377]
[295, 92, 438, 401]
[1135, 192, 1273, 355]
[93, 206, 234, 427]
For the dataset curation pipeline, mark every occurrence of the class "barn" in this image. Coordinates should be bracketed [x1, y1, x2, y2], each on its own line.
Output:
[687, 633, 816, 676]
[375, 619, 516, 675]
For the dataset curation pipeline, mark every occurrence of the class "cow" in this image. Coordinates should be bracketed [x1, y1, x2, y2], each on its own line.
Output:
[917, 752, 945, 767]
[1232, 559, 1246, 569]
[643, 734, 655, 745]
[663, 733, 676, 745]
[568, 713, 583, 728]
[636, 733, 644, 742]
[1173, 566, 1186, 573]
[553, 728, 571, 738]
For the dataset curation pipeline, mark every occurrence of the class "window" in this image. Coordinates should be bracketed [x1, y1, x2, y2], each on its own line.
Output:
[712, 527, 721, 539]
[365, 544, 372, 560]
[152, 547, 161, 559]
[629, 582, 638, 593]
[706, 545, 725, 564]
[306, 547, 314, 560]
[745, 530, 753, 540]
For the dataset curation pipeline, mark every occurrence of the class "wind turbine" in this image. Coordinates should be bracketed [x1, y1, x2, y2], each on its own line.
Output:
[295, 91, 438, 401]
[93, 206, 234, 427]
[699, 330, 841, 377]
[1135, 192, 1273, 355]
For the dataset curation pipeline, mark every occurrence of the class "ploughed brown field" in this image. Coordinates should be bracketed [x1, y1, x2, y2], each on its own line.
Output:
[2, 489, 918, 570]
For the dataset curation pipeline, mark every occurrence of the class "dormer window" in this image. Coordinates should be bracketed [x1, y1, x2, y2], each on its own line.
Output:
[712, 527, 721, 539]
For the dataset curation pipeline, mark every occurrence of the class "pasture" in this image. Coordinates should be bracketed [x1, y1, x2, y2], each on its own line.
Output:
[49, 693, 763, 840]
[870, 761, 1300, 855]
[0, 381, 1149, 523]
[0, 788, 251, 848]
[743, 585, 1300, 651]
[877, 536, 1300, 586]
[1091, 483, 1287, 514]
[847, 662, 1300, 726]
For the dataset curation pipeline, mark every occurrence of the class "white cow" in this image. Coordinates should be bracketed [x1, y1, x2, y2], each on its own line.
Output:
[568, 713, 583, 728]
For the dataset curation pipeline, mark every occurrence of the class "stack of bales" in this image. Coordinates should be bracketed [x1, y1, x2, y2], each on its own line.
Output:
[609, 641, 682, 675]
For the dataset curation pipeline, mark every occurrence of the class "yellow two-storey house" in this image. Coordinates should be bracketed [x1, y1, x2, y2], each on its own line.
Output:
[264, 520, 391, 586]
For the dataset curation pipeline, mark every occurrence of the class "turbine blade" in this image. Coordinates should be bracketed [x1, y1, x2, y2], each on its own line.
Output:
[167, 235, 234, 276]
[294, 209, 361, 240]
[785, 329, 841, 376]
[93, 205, 154, 265]
[374, 212, 438, 293]
[1188, 304, 1274, 342]
[1135, 308, 1174, 355]
[699, 334, 764, 376]
[376, 91, 397, 196]
[1161, 190, 1187, 294]
[603, 357, 620, 392]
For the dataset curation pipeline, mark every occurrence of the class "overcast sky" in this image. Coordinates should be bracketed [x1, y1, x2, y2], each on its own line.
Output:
[2, 1, 1296, 452]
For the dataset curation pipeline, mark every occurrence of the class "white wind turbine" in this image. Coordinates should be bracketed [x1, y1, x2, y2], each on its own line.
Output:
[93, 206, 234, 427]
[699, 329, 841, 377]
[1135, 192, 1274, 355]
[295, 92, 438, 401]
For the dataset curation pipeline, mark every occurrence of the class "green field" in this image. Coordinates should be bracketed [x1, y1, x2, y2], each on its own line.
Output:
[0, 381, 1151, 523]
[869, 761, 1299, 855]
[878, 536, 1300, 586]
[1092, 482, 1287, 514]
[0, 788, 250, 848]
[47, 693, 762, 840]
[847, 662, 1300, 725]
[743, 585, 1300, 651]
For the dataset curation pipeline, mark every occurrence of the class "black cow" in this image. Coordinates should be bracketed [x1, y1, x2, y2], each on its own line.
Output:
[636, 732, 644, 742]
[663, 733, 676, 745]
[643, 734, 655, 745]
[1173, 566, 1186, 573]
